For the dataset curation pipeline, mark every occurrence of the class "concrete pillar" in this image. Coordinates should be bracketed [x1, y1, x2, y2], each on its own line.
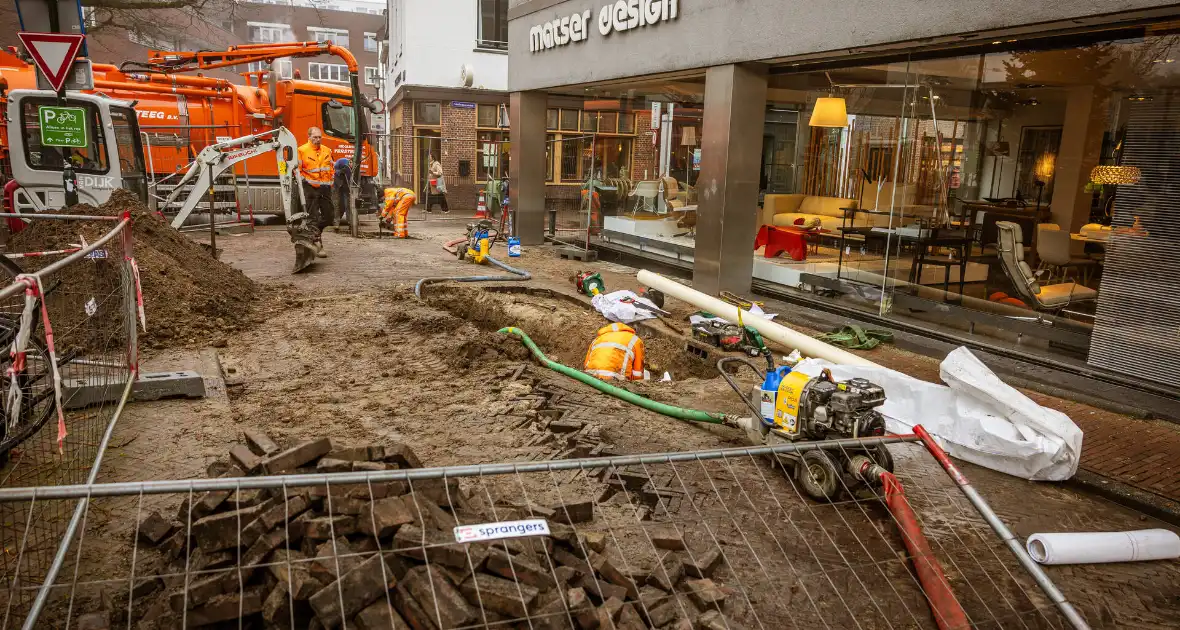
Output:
[693, 64, 768, 296]
[1051, 86, 1109, 232]
[509, 91, 548, 245]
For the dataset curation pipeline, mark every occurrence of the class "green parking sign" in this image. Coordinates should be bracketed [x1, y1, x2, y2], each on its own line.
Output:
[39, 106, 88, 148]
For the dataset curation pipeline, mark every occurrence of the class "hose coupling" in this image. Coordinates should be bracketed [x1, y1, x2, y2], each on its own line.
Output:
[847, 454, 887, 484]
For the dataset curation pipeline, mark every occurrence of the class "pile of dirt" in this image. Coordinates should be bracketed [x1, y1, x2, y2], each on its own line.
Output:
[9, 190, 260, 349]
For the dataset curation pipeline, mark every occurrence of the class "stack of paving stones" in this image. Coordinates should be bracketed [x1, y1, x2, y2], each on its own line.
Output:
[485, 366, 688, 518]
[129, 430, 737, 629]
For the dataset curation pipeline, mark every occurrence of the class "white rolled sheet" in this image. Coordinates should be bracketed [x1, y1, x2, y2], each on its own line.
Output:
[1026, 529, 1180, 565]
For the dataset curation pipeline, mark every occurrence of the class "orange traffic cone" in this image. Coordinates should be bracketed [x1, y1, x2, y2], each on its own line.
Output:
[475, 191, 489, 219]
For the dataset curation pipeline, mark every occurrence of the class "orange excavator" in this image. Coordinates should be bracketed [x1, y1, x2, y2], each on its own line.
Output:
[0, 41, 381, 220]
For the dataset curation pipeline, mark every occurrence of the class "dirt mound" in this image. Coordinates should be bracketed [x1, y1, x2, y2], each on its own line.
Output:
[9, 190, 260, 349]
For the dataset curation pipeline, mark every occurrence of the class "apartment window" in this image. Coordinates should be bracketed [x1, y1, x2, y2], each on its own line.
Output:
[276, 59, 293, 79]
[309, 27, 350, 48]
[308, 62, 349, 83]
[128, 30, 176, 51]
[415, 102, 441, 126]
[364, 32, 378, 52]
[248, 22, 293, 44]
[477, 0, 508, 50]
[364, 67, 380, 86]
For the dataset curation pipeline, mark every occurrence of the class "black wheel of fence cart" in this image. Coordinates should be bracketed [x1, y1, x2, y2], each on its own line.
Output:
[0, 317, 57, 464]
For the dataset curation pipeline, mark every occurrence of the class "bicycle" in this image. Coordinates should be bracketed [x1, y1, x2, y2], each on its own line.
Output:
[0, 258, 79, 465]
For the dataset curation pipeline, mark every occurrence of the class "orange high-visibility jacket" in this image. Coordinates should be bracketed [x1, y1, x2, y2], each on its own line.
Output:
[384, 187, 415, 205]
[584, 323, 645, 381]
[298, 142, 334, 187]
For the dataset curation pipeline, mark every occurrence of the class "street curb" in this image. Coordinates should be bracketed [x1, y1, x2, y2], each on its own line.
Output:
[1066, 470, 1180, 528]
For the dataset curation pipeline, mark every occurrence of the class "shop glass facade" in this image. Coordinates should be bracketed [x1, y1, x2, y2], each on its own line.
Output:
[563, 25, 1180, 387]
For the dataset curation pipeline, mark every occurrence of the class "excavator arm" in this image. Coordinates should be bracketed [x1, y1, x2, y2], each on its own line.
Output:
[162, 127, 319, 272]
[165, 128, 302, 228]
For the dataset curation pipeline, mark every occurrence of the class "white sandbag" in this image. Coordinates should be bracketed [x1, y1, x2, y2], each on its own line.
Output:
[590, 290, 660, 323]
[1026, 529, 1180, 565]
[792, 346, 1083, 481]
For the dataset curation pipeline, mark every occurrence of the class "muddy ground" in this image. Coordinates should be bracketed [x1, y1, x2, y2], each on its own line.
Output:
[7, 217, 1178, 628]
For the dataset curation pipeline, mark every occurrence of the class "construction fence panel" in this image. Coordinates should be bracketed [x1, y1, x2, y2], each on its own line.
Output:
[0, 435, 1083, 629]
[0, 215, 138, 626]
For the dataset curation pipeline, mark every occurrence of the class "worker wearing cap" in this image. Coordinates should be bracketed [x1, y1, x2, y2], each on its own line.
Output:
[382, 187, 416, 238]
[298, 127, 334, 256]
[584, 323, 647, 381]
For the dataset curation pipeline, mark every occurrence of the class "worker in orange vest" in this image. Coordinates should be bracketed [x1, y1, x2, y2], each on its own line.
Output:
[584, 323, 647, 381]
[298, 126, 334, 257]
[382, 187, 416, 238]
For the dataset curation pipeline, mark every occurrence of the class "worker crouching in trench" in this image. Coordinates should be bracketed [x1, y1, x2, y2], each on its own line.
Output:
[381, 187, 416, 238]
[584, 323, 650, 381]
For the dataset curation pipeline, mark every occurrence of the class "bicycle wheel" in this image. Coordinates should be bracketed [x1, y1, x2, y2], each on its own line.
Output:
[0, 330, 57, 460]
[0, 256, 22, 282]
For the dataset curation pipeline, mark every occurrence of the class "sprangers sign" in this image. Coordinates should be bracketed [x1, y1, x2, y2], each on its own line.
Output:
[529, 0, 679, 53]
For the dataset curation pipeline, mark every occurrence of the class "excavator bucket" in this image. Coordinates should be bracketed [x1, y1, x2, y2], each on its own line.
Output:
[292, 239, 317, 273]
[288, 217, 319, 273]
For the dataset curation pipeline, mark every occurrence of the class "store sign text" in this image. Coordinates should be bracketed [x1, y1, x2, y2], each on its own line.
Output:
[530, 0, 679, 53]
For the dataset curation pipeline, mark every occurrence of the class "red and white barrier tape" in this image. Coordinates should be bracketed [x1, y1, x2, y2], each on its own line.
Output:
[129, 258, 147, 332]
[4, 248, 83, 259]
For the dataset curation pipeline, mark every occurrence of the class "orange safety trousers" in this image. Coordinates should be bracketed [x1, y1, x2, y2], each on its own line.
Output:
[584, 323, 646, 381]
[383, 188, 416, 238]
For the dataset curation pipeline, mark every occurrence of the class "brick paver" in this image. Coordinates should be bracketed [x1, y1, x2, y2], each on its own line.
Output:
[1066, 406, 1180, 501]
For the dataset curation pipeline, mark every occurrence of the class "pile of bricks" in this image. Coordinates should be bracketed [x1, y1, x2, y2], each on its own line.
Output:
[126, 430, 738, 629]
[487, 366, 688, 517]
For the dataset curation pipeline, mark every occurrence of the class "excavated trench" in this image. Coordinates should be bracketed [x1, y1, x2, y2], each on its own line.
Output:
[421, 285, 721, 381]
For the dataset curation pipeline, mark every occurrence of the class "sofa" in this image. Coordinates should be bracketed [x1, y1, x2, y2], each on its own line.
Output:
[759, 183, 917, 232]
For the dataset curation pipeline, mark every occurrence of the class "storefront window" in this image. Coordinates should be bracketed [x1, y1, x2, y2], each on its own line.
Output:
[477, 130, 509, 181]
[546, 108, 559, 130]
[560, 136, 582, 181]
[581, 137, 632, 180]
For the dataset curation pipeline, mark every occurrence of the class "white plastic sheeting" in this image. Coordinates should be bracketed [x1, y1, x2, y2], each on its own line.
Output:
[590, 290, 662, 323]
[792, 347, 1083, 481]
[1026, 529, 1180, 565]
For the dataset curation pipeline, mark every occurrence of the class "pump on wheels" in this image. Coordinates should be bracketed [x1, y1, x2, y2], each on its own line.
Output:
[720, 357, 894, 501]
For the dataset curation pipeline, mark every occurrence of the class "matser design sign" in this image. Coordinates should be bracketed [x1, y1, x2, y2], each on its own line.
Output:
[529, 0, 680, 53]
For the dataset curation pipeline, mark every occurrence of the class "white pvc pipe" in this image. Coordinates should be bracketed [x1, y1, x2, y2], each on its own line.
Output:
[635, 270, 879, 367]
[1026, 529, 1180, 565]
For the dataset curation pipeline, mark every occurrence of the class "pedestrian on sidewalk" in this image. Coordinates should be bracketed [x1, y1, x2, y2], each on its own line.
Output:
[426, 154, 449, 214]
[333, 157, 351, 227]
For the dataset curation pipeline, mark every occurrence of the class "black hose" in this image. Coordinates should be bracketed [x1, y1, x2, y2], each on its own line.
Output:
[717, 357, 767, 420]
[413, 255, 531, 298]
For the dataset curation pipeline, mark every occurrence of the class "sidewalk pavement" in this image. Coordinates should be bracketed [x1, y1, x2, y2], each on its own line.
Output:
[1068, 409, 1180, 524]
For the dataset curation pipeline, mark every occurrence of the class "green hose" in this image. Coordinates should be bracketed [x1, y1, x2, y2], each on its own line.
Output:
[498, 327, 733, 426]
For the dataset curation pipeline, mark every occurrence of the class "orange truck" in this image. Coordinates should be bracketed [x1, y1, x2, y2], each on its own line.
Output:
[0, 42, 380, 215]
